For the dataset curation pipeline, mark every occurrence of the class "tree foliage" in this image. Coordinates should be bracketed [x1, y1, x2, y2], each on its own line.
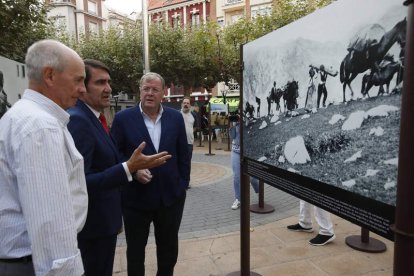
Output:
[0, 0, 333, 97]
[65, 26, 144, 95]
[0, 0, 54, 62]
[149, 22, 222, 95]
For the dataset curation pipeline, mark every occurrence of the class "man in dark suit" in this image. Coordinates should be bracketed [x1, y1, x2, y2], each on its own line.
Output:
[67, 60, 171, 276]
[111, 72, 190, 276]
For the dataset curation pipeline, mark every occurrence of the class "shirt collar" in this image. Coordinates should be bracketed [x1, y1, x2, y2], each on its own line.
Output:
[139, 102, 164, 118]
[23, 89, 70, 126]
[83, 101, 101, 119]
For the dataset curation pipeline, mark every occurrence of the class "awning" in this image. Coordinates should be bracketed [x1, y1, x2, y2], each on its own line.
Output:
[208, 97, 239, 113]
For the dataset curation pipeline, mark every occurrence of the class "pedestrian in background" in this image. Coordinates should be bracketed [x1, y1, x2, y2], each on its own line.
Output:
[287, 200, 336, 246]
[0, 39, 88, 275]
[229, 111, 259, 210]
[111, 72, 190, 275]
[181, 96, 196, 189]
[67, 60, 171, 276]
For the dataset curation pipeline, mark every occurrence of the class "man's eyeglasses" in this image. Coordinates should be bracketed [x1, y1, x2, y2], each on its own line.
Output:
[141, 86, 162, 94]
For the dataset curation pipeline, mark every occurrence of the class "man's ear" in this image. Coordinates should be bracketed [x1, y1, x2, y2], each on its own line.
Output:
[43, 66, 54, 87]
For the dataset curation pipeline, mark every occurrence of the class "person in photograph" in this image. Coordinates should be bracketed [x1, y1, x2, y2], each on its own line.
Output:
[267, 81, 277, 115]
[305, 65, 318, 113]
[67, 60, 171, 276]
[255, 96, 261, 118]
[0, 39, 88, 275]
[312, 64, 338, 108]
[111, 72, 190, 276]
[229, 111, 259, 210]
[287, 200, 336, 246]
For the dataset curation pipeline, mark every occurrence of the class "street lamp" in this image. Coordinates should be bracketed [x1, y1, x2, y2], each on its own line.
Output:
[142, 0, 150, 73]
[221, 89, 228, 105]
[113, 95, 119, 113]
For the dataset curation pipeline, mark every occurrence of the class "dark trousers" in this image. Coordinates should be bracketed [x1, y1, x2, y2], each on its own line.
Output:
[0, 261, 35, 276]
[188, 144, 193, 161]
[78, 234, 118, 276]
[188, 144, 193, 183]
[123, 193, 186, 276]
[317, 84, 327, 108]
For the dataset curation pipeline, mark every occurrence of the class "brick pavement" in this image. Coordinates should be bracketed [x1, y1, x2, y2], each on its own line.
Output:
[116, 140, 299, 246]
[113, 140, 393, 275]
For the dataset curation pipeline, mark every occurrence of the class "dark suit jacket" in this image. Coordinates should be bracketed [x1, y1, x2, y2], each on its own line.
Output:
[111, 105, 190, 210]
[68, 100, 128, 239]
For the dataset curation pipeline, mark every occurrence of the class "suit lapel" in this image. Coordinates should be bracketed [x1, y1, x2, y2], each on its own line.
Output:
[77, 101, 120, 159]
[159, 108, 169, 151]
[134, 106, 157, 153]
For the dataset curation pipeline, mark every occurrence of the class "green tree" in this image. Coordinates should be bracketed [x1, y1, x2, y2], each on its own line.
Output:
[149, 23, 221, 95]
[69, 26, 144, 96]
[0, 0, 54, 62]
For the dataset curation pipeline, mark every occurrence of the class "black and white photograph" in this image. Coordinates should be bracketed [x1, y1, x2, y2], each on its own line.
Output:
[242, 0, 406, 238]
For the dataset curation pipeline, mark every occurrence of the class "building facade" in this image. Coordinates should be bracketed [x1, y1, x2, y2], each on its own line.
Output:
[147, 0, 272, 104]
[148, 0, 211, 27]
[46, 0, 136, 39]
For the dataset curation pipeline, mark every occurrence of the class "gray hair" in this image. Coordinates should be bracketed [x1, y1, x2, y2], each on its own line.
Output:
[139, 72, 165, 89]
[25, 39, 75, 82]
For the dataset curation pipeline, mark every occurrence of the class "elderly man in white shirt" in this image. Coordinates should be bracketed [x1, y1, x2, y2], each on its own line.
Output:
[0, 40, 88, 276]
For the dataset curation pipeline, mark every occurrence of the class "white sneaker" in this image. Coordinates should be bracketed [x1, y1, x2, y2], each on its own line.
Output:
[231, 199, 240, 210]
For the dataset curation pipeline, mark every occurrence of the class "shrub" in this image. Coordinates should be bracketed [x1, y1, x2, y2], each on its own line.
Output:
[304, 131, 351, 157]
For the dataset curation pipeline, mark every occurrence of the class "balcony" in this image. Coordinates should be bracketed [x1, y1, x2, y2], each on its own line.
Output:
[49, 0, 76, 6]
[224, 0, 243, 6]
[50, 0, 75, 3]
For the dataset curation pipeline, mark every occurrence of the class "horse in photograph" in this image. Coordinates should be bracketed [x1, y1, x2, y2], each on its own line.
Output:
[267, 85, 284, 115]
[244, 101, 255, 119]
[283, 80, 299, 113]
[361, 57, 402, 96]
[339, 18, 406, 102]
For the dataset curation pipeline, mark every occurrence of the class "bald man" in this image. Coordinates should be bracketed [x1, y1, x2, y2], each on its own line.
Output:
[0, 40, 88, 275]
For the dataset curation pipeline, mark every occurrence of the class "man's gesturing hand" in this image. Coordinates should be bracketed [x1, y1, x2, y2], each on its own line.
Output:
[126, 142, 172, 173]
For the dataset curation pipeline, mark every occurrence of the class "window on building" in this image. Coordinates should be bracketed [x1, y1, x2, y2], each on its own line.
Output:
[51, 16, 67, 30]
[191, 13, 200, 26]
[230, 14, 242, 24]
[88, 0, 97, 14]
[217, 17, 224, 27]
[251, 4, 272, 19]
[89, 21, 98, 34]
[21, 65, 25, 78]
[172, 15, 181, 28]
[154, 14, 163, 26]
[224, 0, 243, 6]
[50, 0, 73, 3]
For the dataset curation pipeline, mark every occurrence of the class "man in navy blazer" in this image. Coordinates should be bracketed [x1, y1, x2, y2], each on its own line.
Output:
[67, 60, 171, 276]
[111, 72, 190, 276]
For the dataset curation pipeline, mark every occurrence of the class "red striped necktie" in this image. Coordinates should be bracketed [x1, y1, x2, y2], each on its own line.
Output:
[99, 113, 109, 134]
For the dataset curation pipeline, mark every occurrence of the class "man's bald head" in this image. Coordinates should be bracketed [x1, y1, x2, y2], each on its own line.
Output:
[26, 39, 82, 84]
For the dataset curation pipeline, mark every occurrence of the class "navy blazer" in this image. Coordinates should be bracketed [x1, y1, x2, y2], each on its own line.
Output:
[68, 100, 128, 239]
[111, 105, 190, 210]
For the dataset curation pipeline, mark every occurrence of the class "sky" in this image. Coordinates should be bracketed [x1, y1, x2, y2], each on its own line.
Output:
[105, 0, 142, 15]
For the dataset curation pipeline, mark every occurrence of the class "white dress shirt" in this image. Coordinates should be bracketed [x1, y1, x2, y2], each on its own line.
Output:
[139, 102, 163, 152]
[0, 89, 88, 276]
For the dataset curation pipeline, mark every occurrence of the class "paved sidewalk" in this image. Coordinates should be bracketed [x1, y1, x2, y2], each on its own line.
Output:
[113, 140, 394, 275]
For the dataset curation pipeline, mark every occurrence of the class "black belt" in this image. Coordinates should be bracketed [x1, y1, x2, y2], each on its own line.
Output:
[0, 255, 32, 263]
